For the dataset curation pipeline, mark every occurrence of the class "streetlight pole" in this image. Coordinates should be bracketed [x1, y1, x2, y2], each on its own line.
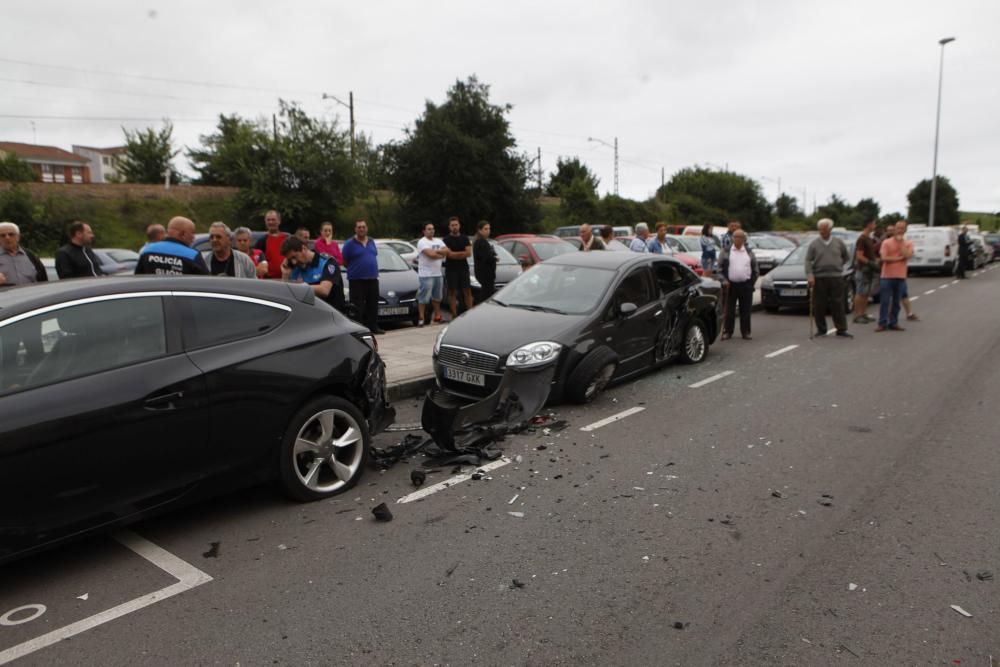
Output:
[587, 136, 619, 196]
[928, 36, 955, 227]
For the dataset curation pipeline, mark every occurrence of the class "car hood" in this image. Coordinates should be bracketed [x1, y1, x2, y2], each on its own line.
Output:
[442, 303, 585, 355]
[765, 263, 808, 281]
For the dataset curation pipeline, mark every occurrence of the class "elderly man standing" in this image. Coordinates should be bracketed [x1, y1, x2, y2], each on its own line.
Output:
[204, 222, 256, 278]
[805, 219, 852, 338]
[135, 216, 209, 275]
[0, 221, 48, 288]
[629, 222, 651, 252]
[717, 229, 759, 340]
[579, 223, 605, 251]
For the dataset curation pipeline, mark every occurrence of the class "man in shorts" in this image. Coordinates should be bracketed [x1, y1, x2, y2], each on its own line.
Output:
[852, 218, 878, 324]
[416, 222, 447, 326]
[443, 217, 473, 317]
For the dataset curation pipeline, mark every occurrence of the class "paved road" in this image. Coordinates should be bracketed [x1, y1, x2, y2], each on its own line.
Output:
[2, 268, 998, 666]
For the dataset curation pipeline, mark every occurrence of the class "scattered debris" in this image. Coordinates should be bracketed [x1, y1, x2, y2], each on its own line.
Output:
[508, 494, 520, 505]
[511, 579, 526, 589]
[507, 511, 525, 518]
[410, 469, 426, 487]
[934, 552, 948, 566]
[535, 444, 548, 451]
[838, 644, 860, 658]
[801, 637, 812, 644]
[771, 490, 786, 499]
[672, 621, 685, 630]
[977, 571, 994, 581]
[847, 583, 858, 591]
[77, 593, 89, 601]
[950, 604, 972, 618]
[202, 541, 221, 559]
[445, 562, 460, 577]
[277, 544, 289, 551]
[371, 503, 393, 522]
[471, 471, 484, 480]
[818, 499, 833, 507]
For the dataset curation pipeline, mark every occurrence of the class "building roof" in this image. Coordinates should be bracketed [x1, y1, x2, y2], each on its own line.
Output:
[0, 141, 90, 164]
[72, 145, 126, 155]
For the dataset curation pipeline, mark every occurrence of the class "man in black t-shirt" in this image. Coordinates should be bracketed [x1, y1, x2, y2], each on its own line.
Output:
[443, 216, 473, 317]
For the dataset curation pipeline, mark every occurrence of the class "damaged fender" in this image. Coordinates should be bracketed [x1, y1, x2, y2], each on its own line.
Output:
[421, 366, 557, 450]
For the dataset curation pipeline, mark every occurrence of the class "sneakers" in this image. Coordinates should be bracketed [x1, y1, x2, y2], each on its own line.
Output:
[906, 314, 920, 321]
[853, 314, 874, 324]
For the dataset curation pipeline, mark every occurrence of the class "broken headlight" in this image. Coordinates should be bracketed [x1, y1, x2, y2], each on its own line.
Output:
[506, 341, 562, 369]
[434, 326, 448, 356]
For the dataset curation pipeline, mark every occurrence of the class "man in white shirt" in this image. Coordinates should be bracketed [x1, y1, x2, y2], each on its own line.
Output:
[717, 229, 759, 340]
[415, 222, 448, 326]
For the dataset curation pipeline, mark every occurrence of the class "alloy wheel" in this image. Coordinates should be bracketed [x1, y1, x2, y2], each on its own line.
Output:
[585, 364, 616, 399]
[292, 409, 364, 493]
[685, 324, 706, 362]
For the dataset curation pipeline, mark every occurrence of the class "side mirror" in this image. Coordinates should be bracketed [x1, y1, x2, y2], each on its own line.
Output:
[619, 302, 638, 316]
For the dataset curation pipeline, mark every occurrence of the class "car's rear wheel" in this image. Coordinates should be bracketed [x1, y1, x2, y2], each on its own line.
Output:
[566, 347, 618, 404]
[679, 321, 707, 364]
[279, 396, 369, 502]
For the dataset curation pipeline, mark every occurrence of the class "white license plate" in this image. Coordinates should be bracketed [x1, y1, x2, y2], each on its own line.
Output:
[378, 306, 410, 316]
[780, 288, 808, 297]
[443, 366, 485, 386]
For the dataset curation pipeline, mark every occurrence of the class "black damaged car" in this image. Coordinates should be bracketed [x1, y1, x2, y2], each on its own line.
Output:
[425, 252, 721, 432]
[0, 277, 393, 564]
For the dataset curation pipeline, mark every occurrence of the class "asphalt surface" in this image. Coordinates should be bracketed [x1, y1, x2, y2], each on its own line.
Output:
[2, 268, 998, 666]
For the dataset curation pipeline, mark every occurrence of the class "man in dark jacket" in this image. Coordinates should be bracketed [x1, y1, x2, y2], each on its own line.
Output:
[134, 217, 209, 275]
[472, 220, 498, 302]
[55, 220, 105, 279]
[957, 225, 972, 279]
[717, 229, 759, 340]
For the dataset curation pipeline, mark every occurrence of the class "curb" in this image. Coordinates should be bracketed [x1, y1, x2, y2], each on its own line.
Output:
[387, 376, 435, 403]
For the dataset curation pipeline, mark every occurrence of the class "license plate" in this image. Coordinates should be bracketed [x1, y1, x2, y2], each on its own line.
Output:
[443, 366, 485, 386]
[378, 306, 410, 316]
[780, 288, 808, 297]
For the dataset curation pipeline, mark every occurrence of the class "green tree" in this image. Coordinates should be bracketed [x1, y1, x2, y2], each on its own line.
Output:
[879, 211, 905, 227]
[118, 122, 181, 184]
[558, 176, 600, 224]
[855, 197, 880, 223]
[907, 176, 960, 227]
[187, 101, 361, 227]
[774, 193, 801, 218]
[354, 132, 392, 191]
[546, 157, 599, 197]
[388, 76, 540, 233]
[0, 153, 35, 183]
[657, 167, 772, 231]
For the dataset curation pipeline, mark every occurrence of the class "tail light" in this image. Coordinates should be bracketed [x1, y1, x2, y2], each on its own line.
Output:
[944, 246, 951, 257]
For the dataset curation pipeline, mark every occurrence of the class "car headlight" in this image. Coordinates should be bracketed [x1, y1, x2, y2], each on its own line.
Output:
[506, 341, 562, 368]
[762, 275, 774, 289]
[434, 326, 448, 356]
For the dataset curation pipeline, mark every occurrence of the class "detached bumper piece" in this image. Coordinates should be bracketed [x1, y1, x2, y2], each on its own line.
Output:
[421, 366, 556, 451]
[362, 351, 395, 435]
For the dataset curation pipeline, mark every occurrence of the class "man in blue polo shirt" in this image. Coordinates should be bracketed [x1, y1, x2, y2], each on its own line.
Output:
[134, 217, 209, 275]
[341, 219, 382, 334]
[280, 236, 347, 313]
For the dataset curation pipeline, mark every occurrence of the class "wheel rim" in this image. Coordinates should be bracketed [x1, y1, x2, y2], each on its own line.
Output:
[292, 409, 364, 493]
[585, 364, 615, 399]
[685, 325, 705, 361]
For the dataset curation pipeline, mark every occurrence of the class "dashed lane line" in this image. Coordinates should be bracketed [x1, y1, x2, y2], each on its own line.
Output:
[579, 407, 646, 432]
[924, 289, 936, 295]
[688, 370, 735, 389]
[910, 296, 920, 302]
[0, 532, 212, 665]
[396, 457, 512, 504]
[951, 279, 960, 285]
[765, 345, 799, 359]
[939, 283, 949, 290]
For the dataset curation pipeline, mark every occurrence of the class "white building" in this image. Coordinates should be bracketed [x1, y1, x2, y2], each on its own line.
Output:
[72, 145, 125, 183]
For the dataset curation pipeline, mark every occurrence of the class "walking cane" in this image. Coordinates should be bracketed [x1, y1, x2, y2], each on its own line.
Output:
[808, 284, 814, 340]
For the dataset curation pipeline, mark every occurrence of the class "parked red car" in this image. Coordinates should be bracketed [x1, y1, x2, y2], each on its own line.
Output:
[619, 236, 704, 276]
[495, 235, 577, 269]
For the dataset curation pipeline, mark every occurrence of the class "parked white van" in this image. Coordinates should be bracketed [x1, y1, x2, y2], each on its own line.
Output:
[906, 226, 959, 275]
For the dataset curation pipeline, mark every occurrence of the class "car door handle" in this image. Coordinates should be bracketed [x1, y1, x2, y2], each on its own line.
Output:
[144, 391, 184, 410]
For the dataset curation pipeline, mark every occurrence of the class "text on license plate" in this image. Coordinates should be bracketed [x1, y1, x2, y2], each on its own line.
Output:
[378, 306, 410, 316]
[780, 288, 808, 297]
[443, 366, 485, 386]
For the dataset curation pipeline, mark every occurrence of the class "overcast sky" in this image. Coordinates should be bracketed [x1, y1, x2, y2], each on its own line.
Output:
[2, 0, 997, 215]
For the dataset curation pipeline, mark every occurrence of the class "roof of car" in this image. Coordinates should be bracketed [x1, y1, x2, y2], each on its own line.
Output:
[544, 249, 683, 271]
[0, 276, 312, 317]
[498, 235, 572, 244]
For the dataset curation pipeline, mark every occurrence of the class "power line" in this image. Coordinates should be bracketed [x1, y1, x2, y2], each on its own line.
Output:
[0, 113, 217, 122]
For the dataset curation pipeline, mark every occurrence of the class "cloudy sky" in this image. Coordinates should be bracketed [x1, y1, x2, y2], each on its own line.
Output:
[2, 0, 997, 215]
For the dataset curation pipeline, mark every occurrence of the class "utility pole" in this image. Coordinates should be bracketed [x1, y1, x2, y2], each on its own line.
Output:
[613, 137, 619, 196]
[928, 37, 956, 227]
[323, 92, 356, 160]
[272, 114, 278, 141]
[30, 120, 36, 145]
[537, 147, 542, 192]
[660, 166, 665, 191]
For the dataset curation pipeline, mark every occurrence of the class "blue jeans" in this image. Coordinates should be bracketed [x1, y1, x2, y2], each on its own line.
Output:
[878, 278, 904, 327]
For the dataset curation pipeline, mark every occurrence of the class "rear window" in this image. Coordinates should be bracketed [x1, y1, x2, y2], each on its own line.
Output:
[533, 242, 576, 261]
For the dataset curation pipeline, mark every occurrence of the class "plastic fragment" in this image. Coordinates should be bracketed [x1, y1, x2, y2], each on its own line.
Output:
[507, 511, 524, 518]
[950, 604, 972, 618]
[77, 593, 89, 601]
[410, 469, 426, 487]
[371, 502, 393, 522]
[847, 583, 858, 591]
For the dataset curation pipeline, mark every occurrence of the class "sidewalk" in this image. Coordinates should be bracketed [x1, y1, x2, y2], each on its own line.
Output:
[381, 287, 762, 401]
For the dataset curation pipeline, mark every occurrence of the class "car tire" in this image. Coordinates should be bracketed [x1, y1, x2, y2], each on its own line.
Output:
[679, 320, 708, 364]
[278, 396, 370, 502]
[566, 347, 618, 404]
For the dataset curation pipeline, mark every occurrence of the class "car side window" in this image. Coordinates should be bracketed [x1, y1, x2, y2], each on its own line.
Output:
[178, 296, 289, 350]
[511, 242, 530, 263]
[654, 262, 688, 295]
[0, 296, 166, 394]
[606, 268, 653, 320]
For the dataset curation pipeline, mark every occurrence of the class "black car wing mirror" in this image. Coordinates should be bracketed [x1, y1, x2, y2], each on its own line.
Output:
[619, 302, 638, 316]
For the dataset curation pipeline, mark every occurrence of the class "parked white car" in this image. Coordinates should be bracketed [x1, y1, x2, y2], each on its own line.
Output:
[376, 238, 419, 266]
[749, 234, 795, 274]
[906, 227, 959, 275]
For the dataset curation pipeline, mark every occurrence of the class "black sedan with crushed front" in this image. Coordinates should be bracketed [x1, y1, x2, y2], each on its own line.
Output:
[0, 277, 393, 564]
[423, 252, 721, 442]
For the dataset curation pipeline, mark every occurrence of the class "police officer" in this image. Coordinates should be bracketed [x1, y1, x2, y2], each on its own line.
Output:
[134, 217, 209, 275]
[280, 235, 347, 313]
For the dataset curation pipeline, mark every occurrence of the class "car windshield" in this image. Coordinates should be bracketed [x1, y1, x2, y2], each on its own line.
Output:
[493, 264, 613, 314]
[672, 236, 703, 252]
[376, 248, 412, 271]
[750, 235, 789, 250]
[533, 241, 577, 261]
[467, 242, 519, 266]
[782, 244, 809, 265]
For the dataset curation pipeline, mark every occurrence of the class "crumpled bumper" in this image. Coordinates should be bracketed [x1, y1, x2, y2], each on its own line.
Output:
[421, 365, 556, 450]
[361, 351, 395, 435]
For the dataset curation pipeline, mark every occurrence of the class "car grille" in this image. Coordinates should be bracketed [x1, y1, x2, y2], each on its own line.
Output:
[438, 345, 500, 374]
[772, 280, 807, 288]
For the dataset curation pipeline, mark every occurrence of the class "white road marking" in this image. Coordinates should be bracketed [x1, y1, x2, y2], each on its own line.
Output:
[924, 289, 936, 295]
[765, 345, 799, 358]
[910, 296, 920, 302]
[951, 279, 960, 284]
[0, 532, 212, 666]
[939, 284, 949, 289]
[579, 406, 646, 431]
[688, 370, 735, 389]
[396, 457, 511, 504]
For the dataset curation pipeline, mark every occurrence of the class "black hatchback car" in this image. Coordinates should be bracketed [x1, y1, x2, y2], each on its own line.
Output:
[429, 252, 722, 411]
[0, 277, 393, 564]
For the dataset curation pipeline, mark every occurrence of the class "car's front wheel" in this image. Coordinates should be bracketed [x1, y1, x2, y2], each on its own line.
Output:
[566, 347, 618, 404]
[679, 320, 708, 364]
[278, 396, 370, 502]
